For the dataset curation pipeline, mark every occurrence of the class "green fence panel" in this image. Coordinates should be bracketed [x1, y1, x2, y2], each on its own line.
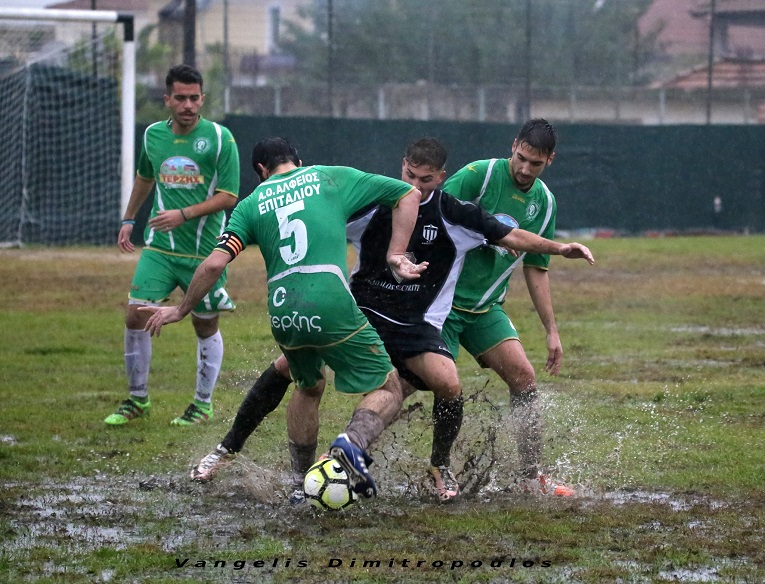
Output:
[132, 117, 765, 237]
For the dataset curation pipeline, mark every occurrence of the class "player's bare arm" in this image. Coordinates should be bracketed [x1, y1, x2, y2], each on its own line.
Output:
[497, 229, 595, 265]
[141, 250, 232, 337]
[387, 188, 429, 280]
[523, 266, 563, 376]
[118, 175, 155, 253]
[149, 190, 237, 234]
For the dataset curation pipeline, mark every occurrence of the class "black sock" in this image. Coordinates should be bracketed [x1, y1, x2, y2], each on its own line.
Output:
[430, 396, 464, 468]
[220, 363, 291, 453]
[289, 440, 318, 488]
[511, 390, 542, 479]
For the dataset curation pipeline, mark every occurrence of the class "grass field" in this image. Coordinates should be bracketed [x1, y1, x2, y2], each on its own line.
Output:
[1, 236, 764, 583]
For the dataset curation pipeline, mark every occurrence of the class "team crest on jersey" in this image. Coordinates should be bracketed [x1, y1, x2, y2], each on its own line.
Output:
[422, 224, 438, 243]
[159, 156, 203, 188]
[193, 137, 211, 154]
[526, 202, 540, 221]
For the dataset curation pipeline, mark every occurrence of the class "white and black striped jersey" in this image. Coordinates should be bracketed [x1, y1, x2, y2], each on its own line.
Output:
[346, 189, 514, 330]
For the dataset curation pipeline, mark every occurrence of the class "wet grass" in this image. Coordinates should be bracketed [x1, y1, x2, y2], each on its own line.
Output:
[1, 236, 764, 583]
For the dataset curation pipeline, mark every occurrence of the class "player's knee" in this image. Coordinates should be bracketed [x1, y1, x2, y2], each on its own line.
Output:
[192, 315, 219, 338]
[125, 304, 150, 329]
[401, 380, 418, 400]
[382, 376, 404, 408]
[508, 364, 536, 394]
[274, 353, 291, 378]
[432, 380, 462, 401]
[298, 383, 324, 400]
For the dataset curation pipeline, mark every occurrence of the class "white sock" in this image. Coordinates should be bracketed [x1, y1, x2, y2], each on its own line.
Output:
[196, 330, 223, 403]
[125, 328, 151, 399]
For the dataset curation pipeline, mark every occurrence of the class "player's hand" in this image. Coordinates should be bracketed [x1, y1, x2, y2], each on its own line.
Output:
[387, 253, 428, 281]
[148, 209, 186, 233]
[139, 305, 185, 337]
[559, 243, 594, 265]
[544, 331, 563, 376]
[117, 224, 135, 253]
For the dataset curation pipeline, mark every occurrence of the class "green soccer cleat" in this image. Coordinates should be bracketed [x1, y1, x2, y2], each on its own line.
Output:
[104, 397, 151, 425]
[171, 401, 213, 426]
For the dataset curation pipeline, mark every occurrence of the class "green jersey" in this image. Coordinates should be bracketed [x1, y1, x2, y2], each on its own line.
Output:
[223, 165, 414, 348]
[443, 158, 556, 312]
[137, 117, 240, 258]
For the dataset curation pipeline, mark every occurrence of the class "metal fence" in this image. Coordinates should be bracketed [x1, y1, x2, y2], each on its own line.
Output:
[220, 83, 765, 126]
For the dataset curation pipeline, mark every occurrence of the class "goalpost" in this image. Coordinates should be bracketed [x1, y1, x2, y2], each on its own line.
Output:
[0, 8, 134, 246]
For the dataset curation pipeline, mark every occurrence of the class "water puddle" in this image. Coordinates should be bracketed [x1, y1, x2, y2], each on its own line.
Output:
[670, 325, 765, 336]
[2, 388, 757, 581]
[657, 566, 727, 582]
[601, 489, 728, 512]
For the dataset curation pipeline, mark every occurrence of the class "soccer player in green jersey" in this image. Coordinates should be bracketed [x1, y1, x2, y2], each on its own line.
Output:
[440, 118, 576, 496]
[141, 137, 426, 499]
[105, 65, 241, 427]
[184, 138, 592, 506]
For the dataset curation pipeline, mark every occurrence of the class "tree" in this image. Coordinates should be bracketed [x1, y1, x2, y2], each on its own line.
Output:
[278, 0, 656, 89]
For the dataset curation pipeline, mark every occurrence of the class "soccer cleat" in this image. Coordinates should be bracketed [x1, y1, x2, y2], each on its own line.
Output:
[328, 433, 377, 499]
[171, 402, 213, 426]
[520, 473, 576, 497]
[190, 444, 233, 482]
[429, 466, 460, 502]
[104, 397, 151, 425]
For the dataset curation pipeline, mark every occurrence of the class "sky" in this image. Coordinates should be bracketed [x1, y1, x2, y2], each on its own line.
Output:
[0, 1, 54, 8]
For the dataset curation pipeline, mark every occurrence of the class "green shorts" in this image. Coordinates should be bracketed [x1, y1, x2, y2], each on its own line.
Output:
[441, 304, 519, 363]
[281, 323, 394, 393]
[129, 248, 235, 315]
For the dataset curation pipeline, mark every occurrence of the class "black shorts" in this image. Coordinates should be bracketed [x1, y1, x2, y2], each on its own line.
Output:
[361, 308, 454, 392]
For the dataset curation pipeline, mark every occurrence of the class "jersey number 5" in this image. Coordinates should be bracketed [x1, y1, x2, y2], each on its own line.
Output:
[276, 201, 308, 265]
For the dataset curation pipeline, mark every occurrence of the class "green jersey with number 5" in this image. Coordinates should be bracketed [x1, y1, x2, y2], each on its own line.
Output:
[224, 165, 414, 348]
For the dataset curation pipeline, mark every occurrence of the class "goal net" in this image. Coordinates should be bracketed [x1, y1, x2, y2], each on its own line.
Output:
[0, 10, 133, 247]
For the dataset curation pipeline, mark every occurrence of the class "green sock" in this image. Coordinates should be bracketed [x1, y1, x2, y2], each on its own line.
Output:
[194, 398, 211, 411]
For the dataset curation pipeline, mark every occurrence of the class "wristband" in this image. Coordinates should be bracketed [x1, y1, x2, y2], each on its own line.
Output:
[121, 219, 136, 225]
[179, 208, 189, 222]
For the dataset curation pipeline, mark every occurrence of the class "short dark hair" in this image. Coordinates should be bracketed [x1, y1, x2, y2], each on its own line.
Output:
[404, 137, 447, 170]
[165, 64, 203, 92]
[516, 118, 557, 156]
[251, 137, 300, 176]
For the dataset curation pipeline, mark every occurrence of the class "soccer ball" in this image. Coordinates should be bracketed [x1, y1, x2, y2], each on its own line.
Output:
[303, 457, 358, 510]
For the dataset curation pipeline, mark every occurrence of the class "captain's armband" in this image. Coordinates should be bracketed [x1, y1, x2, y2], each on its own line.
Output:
[216, 231, 245, 259]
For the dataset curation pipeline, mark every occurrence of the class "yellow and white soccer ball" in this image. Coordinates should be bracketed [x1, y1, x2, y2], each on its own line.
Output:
[303, 457, 358, 510]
